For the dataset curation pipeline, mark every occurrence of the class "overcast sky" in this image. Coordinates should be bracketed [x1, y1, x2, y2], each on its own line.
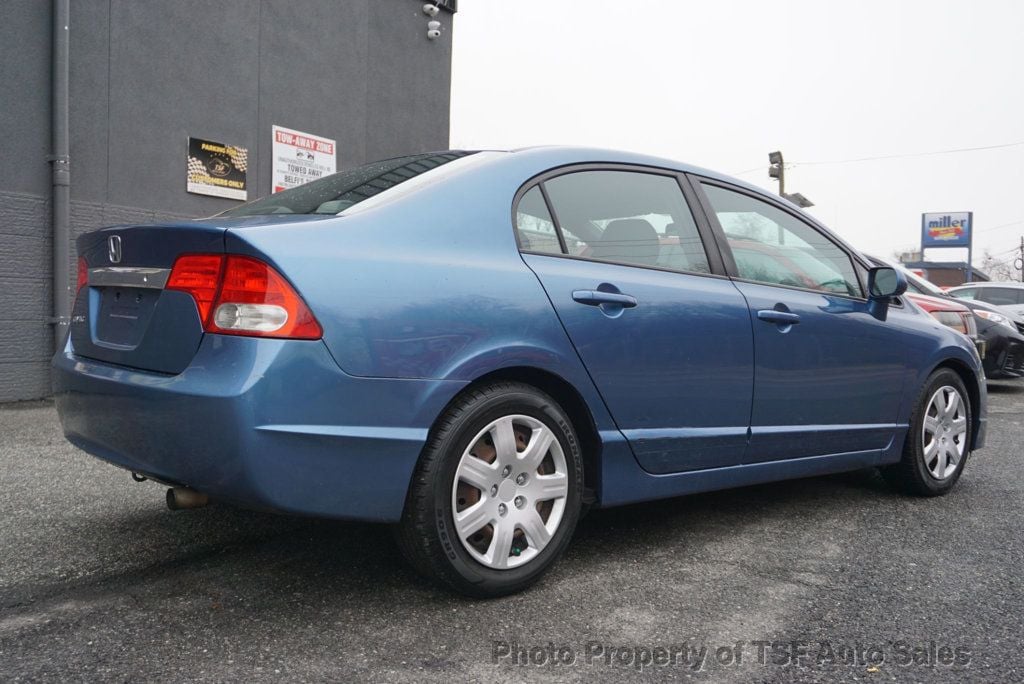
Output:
[449, 0, 1024, 273]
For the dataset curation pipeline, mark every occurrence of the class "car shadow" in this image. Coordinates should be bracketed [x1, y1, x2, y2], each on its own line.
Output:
[8, 467, 902, 612]
[569, 468, 895, 557]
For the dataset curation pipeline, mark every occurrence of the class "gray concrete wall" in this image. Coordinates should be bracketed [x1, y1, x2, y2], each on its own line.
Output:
[0, 0, 454, 401]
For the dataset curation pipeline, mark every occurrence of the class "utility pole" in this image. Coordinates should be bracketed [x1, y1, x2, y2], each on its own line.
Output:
[769, 151, 785, 244]
[767, 150, 813, 209]
[1017, 236, 1024, 283]
[767, 151, 814, 242]
[768, 151, 785, 197]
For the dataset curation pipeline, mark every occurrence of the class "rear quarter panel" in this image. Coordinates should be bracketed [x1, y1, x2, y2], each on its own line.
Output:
[224, 153, 622, 437]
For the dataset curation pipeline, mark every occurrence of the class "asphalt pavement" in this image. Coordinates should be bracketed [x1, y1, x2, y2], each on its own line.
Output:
[1, 382, 1022, 682]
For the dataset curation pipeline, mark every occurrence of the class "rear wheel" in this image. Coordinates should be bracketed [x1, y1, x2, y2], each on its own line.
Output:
[396, 382, 583, 597]
[883, 368, 971, 496]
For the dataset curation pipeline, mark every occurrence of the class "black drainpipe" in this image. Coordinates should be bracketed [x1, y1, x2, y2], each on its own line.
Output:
[50, 0, 71, 352]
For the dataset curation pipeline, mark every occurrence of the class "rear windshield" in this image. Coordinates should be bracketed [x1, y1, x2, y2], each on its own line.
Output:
[219, 151, 475, 217]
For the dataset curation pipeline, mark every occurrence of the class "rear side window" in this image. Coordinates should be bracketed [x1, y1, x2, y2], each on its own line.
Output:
[515, 187, 560, 254]
[701, 183, 861, 297]
[535, 171, 711, 274]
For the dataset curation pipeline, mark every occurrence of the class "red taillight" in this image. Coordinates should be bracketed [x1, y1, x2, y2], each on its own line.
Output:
[927, 310, 969, 335]
[76, 257, 88, 293]
[961, 311, 977, 338]
[166, 254, 225, 325]
[166, 253, 321, 340]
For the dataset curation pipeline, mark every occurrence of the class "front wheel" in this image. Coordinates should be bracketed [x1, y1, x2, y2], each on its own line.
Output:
[883, 368, 972, 496]
[395, 382, 583, 597]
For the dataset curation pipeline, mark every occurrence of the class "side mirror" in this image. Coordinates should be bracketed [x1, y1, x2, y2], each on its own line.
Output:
[866, 266, 907, 320]
[868, 266, 907, 299]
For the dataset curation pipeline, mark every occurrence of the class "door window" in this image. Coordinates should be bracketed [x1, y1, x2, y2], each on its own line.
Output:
[515, 186, 561, 254]
[949, 288, 976, 301]
[701, 184, 861, 297]
[537, 171, 711, 274]
[977, 287, 1024, 306]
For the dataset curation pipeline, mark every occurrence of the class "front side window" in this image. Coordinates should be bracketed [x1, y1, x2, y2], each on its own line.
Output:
[701, 183, 861, 297]
[538, 170, 711, 274]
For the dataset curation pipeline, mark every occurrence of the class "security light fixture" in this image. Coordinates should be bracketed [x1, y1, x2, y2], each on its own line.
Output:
[784, 192, 814, 208]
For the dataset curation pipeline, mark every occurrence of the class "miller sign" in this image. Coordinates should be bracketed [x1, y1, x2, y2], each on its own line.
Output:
[921, 212, 972, 249]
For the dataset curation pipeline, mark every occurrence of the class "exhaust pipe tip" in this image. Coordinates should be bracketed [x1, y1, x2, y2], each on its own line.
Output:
[166, 487, 209, 511]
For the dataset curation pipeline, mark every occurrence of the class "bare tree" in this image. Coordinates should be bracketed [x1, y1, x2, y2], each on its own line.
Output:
[979, 249, 1017, 282]
[891, 246, 920, 263]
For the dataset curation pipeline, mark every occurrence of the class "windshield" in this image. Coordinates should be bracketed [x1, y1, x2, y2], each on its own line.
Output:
[897, 266, 946, 296]
[870, 256, 946, 296]
[219, 151, 476, 217]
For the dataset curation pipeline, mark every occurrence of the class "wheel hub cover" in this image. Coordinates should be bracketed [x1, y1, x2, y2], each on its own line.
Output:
[498, 479, 517, 502]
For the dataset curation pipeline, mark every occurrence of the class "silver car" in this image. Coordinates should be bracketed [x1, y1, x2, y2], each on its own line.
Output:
[947, 282, 1024, 317]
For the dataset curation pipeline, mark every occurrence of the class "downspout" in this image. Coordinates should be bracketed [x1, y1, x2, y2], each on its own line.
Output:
[50, 0, 71, 351]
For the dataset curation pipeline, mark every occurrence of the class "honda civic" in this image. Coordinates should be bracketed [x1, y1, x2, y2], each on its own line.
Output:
[54, 147, 987, 596]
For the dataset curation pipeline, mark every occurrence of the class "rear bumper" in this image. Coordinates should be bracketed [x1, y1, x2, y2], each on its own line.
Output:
[53, 335, 465, 522]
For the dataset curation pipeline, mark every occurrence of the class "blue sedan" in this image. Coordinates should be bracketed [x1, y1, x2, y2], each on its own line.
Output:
[54, 147, 986, 596]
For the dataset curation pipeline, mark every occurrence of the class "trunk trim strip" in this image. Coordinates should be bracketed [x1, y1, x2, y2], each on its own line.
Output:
[88, 267, 170, 290]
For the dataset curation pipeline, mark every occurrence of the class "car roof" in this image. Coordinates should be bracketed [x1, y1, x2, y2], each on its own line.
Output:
[947, 282, 1024, 289]
[489, 146, 871, 263]
[504, 145, 778, 199]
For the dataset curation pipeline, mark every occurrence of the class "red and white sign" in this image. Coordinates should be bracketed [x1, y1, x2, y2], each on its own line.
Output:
[271, 125, 336, 193]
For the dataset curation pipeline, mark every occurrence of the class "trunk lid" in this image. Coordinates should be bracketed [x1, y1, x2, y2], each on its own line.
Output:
[71, 222, 226, 374]
[71, 215, 337, 373]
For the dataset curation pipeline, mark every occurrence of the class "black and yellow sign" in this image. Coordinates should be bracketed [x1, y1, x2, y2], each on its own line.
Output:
[187, 137, 248, 200]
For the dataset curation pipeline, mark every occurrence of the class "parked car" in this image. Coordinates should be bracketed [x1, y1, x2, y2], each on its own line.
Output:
[904, 292, 979, 346]
[946, 282, 1024, 317]
[867, 256, 1024, 379]
[54, 148, 987, 597]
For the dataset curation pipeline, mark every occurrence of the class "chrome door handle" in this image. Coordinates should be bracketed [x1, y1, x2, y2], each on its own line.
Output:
[757, 309, 801, 325]
[572, 290, 638, 308]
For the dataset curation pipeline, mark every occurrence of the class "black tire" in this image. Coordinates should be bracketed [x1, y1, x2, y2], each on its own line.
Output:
[395, 381, 583, 597]
[882, 368, 972, 496]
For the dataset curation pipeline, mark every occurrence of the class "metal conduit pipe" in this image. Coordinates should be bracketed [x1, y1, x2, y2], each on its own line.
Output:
[50, 0, 71, 352]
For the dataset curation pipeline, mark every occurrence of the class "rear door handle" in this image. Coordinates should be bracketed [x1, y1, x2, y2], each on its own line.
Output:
[572, 290, 638, 308]
[757, 309, 801, 325]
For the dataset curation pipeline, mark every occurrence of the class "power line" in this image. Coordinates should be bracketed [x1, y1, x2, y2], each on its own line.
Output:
[977, 218, 1024, 234]
[730, 165, 764, 176]
[731, 139, 1024, 175]
[793, 140, 1024, 167]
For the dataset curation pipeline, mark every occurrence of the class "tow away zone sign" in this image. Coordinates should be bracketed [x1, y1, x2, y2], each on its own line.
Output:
[272, 125, 336, 193]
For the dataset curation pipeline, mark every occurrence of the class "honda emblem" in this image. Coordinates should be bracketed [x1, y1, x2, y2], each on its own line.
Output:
[108, 235, 122, 264]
